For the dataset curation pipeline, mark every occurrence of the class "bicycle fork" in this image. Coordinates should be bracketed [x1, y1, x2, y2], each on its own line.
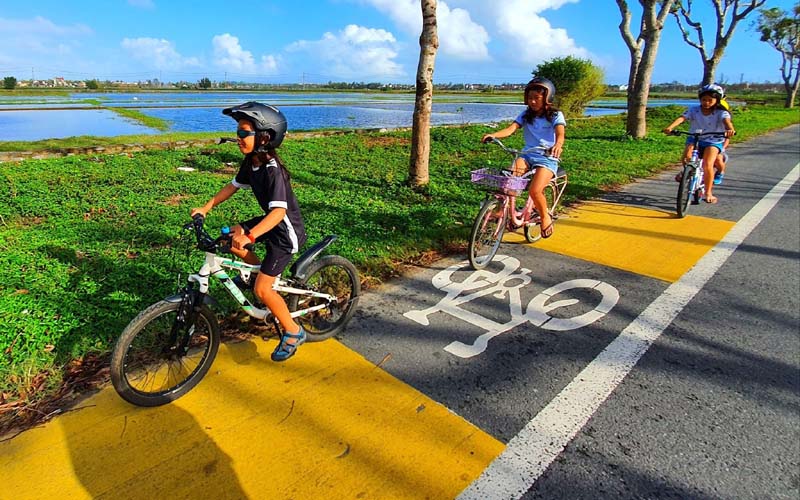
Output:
[169, 284, 204, 357]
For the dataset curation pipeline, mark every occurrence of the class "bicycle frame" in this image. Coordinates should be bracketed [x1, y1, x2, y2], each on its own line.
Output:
[685, 149, 705, 200]
[189, 250, 336, 321]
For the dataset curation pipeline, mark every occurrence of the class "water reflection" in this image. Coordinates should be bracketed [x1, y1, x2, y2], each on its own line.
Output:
[0, 109, 159, 141]
[0, 91, 658, 142]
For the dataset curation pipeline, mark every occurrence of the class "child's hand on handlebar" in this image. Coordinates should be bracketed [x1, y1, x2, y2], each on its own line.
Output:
[481, 134, 495, 144]
[231, 233, 250, 251]
[662, 128, 673, 135]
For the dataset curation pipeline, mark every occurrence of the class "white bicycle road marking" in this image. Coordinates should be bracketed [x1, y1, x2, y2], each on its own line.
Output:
[459, 163, 800, 499]
[403, 255, 620, 358]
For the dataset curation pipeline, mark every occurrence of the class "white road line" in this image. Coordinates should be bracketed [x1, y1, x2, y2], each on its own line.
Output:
[458, 164, 800, 500]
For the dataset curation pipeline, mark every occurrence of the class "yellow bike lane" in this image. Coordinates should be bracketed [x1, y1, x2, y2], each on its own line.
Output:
[1, 200, 735, 500]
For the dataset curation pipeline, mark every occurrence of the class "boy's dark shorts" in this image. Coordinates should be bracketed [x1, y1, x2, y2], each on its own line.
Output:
[241, 216, 295, 278]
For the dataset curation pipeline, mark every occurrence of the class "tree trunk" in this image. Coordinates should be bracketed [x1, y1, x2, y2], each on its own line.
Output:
[617, 0, 676, 139]
[786, 70, 800, 108]
[673, 0, 767, 86]
[408, 0, 438, 189]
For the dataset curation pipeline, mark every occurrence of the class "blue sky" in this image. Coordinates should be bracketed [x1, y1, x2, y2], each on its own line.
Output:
[0, 0, 794, 86]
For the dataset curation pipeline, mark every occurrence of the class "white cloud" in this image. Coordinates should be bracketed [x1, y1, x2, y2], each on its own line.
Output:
[127, 0, 155, 9]
[287, 24, 404, 79]
[212, 34, 280, 75]
[360, 0, 490, 61]
[0, 16, 92, 37]
[493, 0, 586, 62]
[121, 37, 200, 70]
[0, 16, 91, 68]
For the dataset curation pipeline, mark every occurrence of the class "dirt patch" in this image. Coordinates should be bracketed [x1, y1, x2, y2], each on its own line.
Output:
[362, 135, 410, 148]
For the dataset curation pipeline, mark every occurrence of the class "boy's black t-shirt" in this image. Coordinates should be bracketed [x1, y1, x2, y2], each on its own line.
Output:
[232, 156, 306, 253]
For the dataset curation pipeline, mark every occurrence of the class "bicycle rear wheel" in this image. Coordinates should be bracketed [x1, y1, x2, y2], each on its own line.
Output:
[524, 182, 557, 243]
[288, 255, 360, 341]
[468, 197, 507, 270]
[110, 300, 220, 407]
[676, 164, 694, 218]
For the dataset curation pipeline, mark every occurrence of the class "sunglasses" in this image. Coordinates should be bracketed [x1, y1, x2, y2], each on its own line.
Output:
[236, 129, 257, 139]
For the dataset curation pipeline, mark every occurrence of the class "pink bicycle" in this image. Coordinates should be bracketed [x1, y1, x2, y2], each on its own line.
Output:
[467, 138, 568, 270]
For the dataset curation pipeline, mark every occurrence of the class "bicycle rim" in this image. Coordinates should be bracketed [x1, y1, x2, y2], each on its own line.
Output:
[111, 301, 219, 407]
[288, 255, 360, 342]
[676, 165, 693, 218]
[469, 197, 506, 269]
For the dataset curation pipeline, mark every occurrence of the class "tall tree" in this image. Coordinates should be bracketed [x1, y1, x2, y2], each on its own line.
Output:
[755, 3, 800, 108]
[616, 0, 677, 139]
[409, 0, 438, 188]
[671, 0, 766, 86]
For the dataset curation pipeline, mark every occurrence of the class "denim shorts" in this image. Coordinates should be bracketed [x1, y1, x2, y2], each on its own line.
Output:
[522, 154, 560, 176]
[686, 138, 724, 153]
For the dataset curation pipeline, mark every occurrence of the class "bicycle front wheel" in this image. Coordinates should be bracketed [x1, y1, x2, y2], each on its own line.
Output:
[110, 300, 220, 407]
[288, 255, 360, 342]
[676, 164, 694, 218]
[469, 197, 507, 270]
[524, 182, 557, 243]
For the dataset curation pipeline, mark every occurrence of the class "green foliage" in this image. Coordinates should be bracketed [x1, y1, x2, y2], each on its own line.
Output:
[534, 56, 606, 118]
[3, 76, 17, 90]
[198, 77, 212, 89]
[110, 107, 171, 131]
[85, 79, 100, 90]
[0, 106, 797, 402]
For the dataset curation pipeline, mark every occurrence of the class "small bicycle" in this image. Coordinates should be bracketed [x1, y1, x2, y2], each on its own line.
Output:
[668, 130, 724, 218]
[110, 214, 360, 407]
[467, 137, 568, 270]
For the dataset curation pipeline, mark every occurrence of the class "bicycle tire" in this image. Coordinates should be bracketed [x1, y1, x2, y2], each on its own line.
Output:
[110, 300, 220, 407]
[524, 182, 557, 243]
[468, 197, 506, 270]
[676, 164, 694, 218]
[287, 255, 360, 341]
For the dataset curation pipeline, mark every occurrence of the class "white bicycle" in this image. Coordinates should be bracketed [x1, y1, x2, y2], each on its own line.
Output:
[110, 214, 360, 407]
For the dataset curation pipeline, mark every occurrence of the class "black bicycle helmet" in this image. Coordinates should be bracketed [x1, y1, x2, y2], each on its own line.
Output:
[525, 77, 556, 104]
[698, 83, 724, 100]
[222, 101, 287, 148]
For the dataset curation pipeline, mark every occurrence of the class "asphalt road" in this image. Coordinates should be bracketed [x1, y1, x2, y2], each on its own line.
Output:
[3, 126, 797, 500]
[342, 124, 800, 499]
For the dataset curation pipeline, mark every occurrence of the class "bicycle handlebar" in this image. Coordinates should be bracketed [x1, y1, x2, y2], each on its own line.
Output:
[667, 130, 735, 138]
[184, 214, 255, 254]
[482, 137, 554, 158]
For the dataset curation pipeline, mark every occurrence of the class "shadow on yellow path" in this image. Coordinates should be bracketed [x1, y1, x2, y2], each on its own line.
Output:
[2, 339, 503, 499]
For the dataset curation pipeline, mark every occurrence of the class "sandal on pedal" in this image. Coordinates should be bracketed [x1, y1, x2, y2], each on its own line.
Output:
[271, 327, 307, 362]
[713, 172, 724, 185]
[541, 221, 555, 239]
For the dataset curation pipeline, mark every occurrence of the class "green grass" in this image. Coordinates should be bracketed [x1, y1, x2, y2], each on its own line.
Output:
[108, 107, 171, 130]
[0, 104, 797, 404]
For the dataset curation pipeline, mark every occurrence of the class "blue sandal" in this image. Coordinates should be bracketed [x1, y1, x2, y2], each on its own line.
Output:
[271, 327, 306, 362]
[713, 172, 724, 185]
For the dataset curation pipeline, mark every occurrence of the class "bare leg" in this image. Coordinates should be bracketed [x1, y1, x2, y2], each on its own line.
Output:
[254, 273, 302, 337]
[703, 148, 720, 203]
[529, 168, 555, 234]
